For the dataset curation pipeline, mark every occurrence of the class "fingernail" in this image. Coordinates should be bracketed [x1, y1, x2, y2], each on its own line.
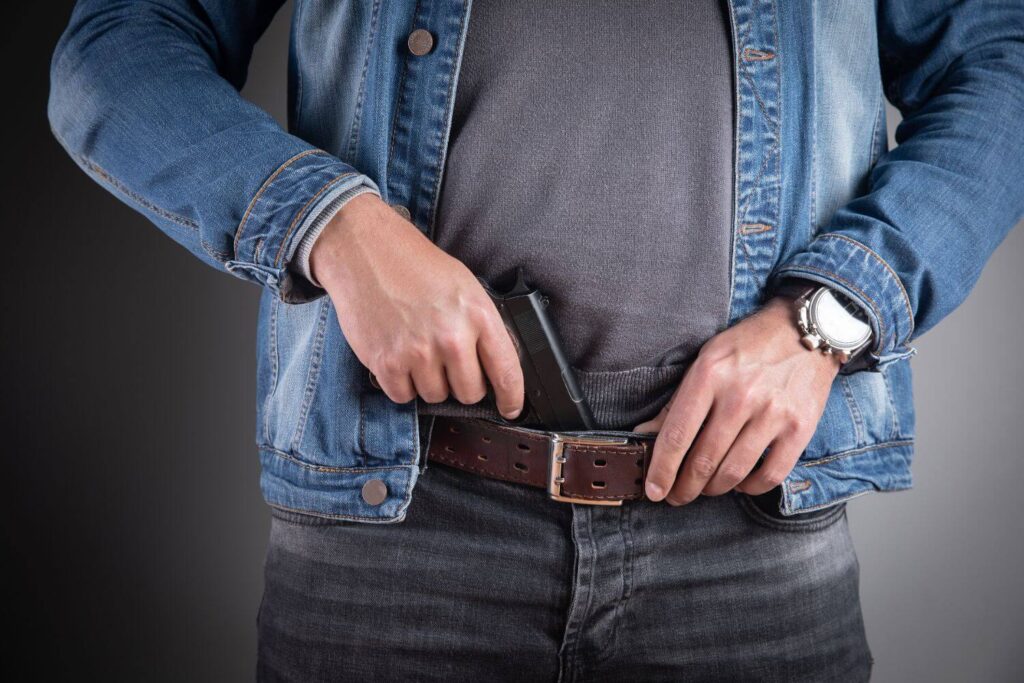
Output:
[646, 481, 664, 500]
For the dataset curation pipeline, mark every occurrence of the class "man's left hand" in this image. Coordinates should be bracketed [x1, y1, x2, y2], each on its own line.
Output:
[634, 296, 842, 505]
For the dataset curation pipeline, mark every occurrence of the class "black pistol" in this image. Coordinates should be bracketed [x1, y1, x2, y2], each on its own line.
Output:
[477, 267, 595, 430]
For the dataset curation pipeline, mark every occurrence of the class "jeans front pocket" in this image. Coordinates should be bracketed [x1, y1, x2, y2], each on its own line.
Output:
[734, 486, 847, 532]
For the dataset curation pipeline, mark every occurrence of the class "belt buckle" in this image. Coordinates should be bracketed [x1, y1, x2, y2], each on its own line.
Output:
[547, 432, 632, 506]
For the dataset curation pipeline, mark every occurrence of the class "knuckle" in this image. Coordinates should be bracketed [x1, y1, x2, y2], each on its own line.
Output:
[496, 363, 521, 391]
[785, 413, 808, 435]
[732, 384, 759, 409]
[374, 352, 405, 379]
[469, 300, 497, 326]
[661, 425, 691, 452]
[405, 341, 432, 364]
[718, 463, 748, 486]
[687, 454, 719, 479]
[435, 330, 466, 357]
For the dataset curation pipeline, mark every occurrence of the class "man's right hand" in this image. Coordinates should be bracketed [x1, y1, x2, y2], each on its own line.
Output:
[308, 192, 525, 419]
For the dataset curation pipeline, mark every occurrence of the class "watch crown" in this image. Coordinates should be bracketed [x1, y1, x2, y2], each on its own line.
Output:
[801, 335, 821, 351]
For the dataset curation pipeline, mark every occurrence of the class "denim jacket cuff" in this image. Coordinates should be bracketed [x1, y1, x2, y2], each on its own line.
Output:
[769, 233, 917, 370]
[225, 149, 382, 304]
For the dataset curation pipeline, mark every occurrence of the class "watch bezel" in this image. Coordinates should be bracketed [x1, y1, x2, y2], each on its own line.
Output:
[805, 286, 872, 352]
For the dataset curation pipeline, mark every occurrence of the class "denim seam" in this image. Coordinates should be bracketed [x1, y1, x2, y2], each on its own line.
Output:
[261, 297, 280, 445]
[385, 4, 415, 203]
[234, 148, 328, 256]
[261, 446, 415, 474]
[814, 233, 915, 339]
[72, 152, 201, 233]
[292, 0, 307, 131]
[867, 86, 885, 170]
[50, 125, 202, 234]
[736, 67, 779, 223]
[809, 6, 819, 239]
[595, 506, 634, 666]
[287, 299, 330, 454]
[881, 365, 903, 438]
[724, 1, 741, 326]
[266, 501, 404, 523]
[839, 375, 866, 446]
[801, 438, 914, 468]
[346, 0, 382, 163]
[272, 171, 358, 267]
[571, 507, 599, 681]
[427, 0, 469, 241]
[358, 381, 369, 468]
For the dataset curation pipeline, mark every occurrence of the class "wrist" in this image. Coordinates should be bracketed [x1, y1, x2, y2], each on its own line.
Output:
[309, 192, 388, 288]
[765, 295, 844, 373]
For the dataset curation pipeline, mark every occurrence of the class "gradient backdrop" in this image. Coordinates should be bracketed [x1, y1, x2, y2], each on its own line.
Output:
[4, 3, 1022, 680]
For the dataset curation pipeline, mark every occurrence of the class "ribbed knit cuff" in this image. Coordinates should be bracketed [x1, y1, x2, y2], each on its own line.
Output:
[291, 184, 381, 289]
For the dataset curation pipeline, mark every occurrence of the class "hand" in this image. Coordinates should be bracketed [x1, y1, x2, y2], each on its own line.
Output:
[309, 193, 525, 419]
[633, 296, 842, 505]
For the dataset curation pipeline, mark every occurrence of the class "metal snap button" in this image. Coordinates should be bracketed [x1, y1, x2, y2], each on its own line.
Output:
[390, 203, 412, 221]
[361, 479, 388, 506]
[407, 28, 434, 56]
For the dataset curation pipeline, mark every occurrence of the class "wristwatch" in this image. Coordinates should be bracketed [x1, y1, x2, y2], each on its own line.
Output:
[772, 279, 874, 365]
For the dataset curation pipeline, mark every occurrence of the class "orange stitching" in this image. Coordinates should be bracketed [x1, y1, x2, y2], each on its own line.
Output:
[273, 172, 356, 266]
[742, 47, 775, 61]
[430, 450, 522, 481]
[234, 149, 328, 255]
[740, 222, 774, 234]
[816, 234, 916, 338]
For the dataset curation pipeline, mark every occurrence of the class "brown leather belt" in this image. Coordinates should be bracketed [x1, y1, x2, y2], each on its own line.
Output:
[425, 415, 657, 505]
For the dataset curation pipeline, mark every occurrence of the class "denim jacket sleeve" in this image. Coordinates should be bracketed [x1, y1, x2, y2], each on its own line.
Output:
[769, 0, 1024, 370]
[46, 0, 381, 304]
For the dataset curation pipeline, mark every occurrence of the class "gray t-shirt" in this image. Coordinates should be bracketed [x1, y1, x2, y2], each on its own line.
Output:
[417, 0, 734, 430]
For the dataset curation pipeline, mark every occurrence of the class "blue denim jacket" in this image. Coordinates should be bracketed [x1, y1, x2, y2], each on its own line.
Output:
[48, 1, 1024, 520]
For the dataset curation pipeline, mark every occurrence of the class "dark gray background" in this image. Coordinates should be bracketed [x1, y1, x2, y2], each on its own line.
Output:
[5, 2, 1022, 680]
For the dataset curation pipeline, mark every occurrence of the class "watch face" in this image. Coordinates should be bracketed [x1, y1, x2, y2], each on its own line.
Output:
[810, 288, 872, 349]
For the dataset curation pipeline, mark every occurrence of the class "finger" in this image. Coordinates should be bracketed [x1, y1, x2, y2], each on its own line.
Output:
[410, 360, 450, 404]
[701, 415, 776, 496]
[437, 330, 488, 405]
[664, 400, 748, 506]
[477, 314, 525, 419]
[736, 429, 807, 496]
[375, 370, 417, 404]
[643, 367, 714, 501]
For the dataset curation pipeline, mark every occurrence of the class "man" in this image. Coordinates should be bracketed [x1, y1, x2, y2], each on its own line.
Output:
[48, 0, 1023, 680]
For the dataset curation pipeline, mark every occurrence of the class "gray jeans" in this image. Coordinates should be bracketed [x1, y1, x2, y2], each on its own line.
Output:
[257, 457, 872, 681]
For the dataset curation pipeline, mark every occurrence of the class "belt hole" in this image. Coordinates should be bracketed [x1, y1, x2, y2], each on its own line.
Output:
[445, 445, 455, 453]
[592, 481, 606, 489]
[635, 457, 643, 467]
[514, 462, 528, 472]
[449, 425, 461, 434]
[517, 443, 530, 451]
[477, 453, 488, 461]
[481, 435, 491, 443]
[634, 478, 642, 485]
[594, 459, 607, 467]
